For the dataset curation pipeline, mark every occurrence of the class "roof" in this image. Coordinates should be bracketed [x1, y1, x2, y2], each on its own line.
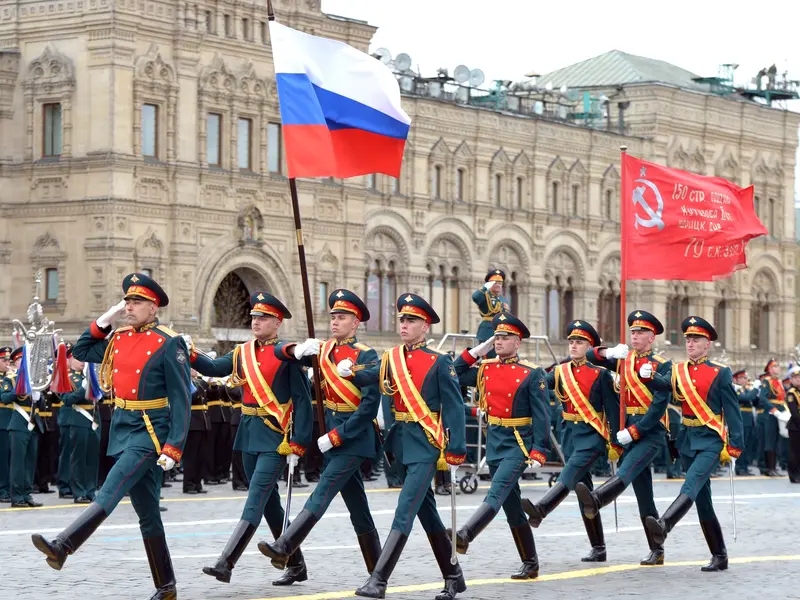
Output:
[537, 50, 706, 92]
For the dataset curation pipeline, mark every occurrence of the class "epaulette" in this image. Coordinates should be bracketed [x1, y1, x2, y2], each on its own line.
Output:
[425, 346, 449, 356]
[481, 357, 500, 364]
[652, 354, 667, 364]
[519, 360, 540, 370]
[354, 342, 372, 351]
[156, 325, 178, 338]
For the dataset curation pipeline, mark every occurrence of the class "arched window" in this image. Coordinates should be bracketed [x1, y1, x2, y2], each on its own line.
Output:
[544, 275, 573, 340]
[551, 181, 560, 213]
[456, 168, 465, 202]
[597, 282, 621, 343]
[604, 189, 613, 220]
[509, 271, 519, 315]
[515, 177, 524, 209]
[666, 286, 690, 345]
[494, 173, 503, 206]
[364, 260, 397, 332]
[713, 299, 728, 348]
[432, 164, 443, 199]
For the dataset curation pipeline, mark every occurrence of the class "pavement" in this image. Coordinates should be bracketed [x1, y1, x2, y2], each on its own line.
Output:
[5, 471, 800, 600]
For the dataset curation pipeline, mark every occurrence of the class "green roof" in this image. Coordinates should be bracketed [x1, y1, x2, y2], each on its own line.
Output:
[538, 50, 705, 91]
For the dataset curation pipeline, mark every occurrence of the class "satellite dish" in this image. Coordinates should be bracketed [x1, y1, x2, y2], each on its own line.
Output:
[395, 53, 412, 72]
[374, 48, 392, 65]
[469, 68, 485, 87]
[454, 65, 470, 84]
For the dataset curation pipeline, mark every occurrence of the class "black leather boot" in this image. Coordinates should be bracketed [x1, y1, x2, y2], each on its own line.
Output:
[645, 493, 693, 546]
[32, 503, 107, 570]
[581, 512, 606, 562]
[575, 476, 626, 519]
[449, 502, 497, 554]
[639, 516, 665, 565]
[429, 529, 467, 600]
[144, 534, 177, 600]
[202, 520, 257, 583]
[509, 523, 539, 579]
[765, 451, 779, 477]
[355, 529, 408, 598]
[272, 546, 308, 586]
[521, 481, 568, 528]
[357, 528, 382, 574]
[700, 518, 728, 571]
[258, 509, 318, 570]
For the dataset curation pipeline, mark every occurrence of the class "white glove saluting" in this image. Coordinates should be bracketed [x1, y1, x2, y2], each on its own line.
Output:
[752, 379, 762, 390]
[616, 429, 634, 445]
[317, 433, 334, 453]
[638, 363, 653, 379]
[157, 454, 176, 471]
[483, 281, 496, 291]
[606, 343, 630, 360]
[96, 300, 127, 329]
[294, 338, 322, 359]
[337, 358, 354, 377]
[469, 336, 496, 359]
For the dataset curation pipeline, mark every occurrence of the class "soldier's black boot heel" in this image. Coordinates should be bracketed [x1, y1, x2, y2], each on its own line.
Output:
[522, 481, 568, 527]
[357, 528, 383, 574]
[509, 524, 539, 579]
[202, 520, 257, 583]
[144, 534, 178, 600]
[448, 502, 496, 554]
[581, 512, 607, 562]
[355, 529, 408, 599]
[639, 516, 665, 565]
[31, 503, 107, 570]
[430, 530, 467, 600]
[575, 475, 625, 519]
[258, 509, 318, 570]
[700, 518, 728, 572]
[645, 493, 693, 547]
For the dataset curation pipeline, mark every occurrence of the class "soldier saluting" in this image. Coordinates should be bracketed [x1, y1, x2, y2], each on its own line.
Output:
[32, 273, 191, 600]
[452, 312, 549, 579]
[259, 289, 382, 579]
[471, 269, 510, 359]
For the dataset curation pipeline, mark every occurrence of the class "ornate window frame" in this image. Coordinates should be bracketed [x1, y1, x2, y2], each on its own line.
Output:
[30, 231, 67, 313]
[133, 47, 178, 162]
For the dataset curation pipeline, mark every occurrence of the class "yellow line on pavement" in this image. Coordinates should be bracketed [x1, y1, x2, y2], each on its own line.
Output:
[252, 554, 800, 600]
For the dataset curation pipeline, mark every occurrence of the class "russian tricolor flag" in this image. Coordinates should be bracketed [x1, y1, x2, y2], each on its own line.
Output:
[269, 21, 411, 179]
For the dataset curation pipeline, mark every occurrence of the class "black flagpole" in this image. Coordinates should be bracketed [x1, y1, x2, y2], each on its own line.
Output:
[268, 1, 327, 434]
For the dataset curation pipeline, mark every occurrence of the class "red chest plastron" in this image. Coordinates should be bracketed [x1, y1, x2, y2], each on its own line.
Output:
[242, 345, 282, 407]
[484, 363, 529, 418]
[111, 329, 166, 399]
[681, 363, 720, 417]
[624, 355, 658, 407]
[393, 349, 437, 412]
[562, 364, 600, 414]
[325, 345, 360, 403]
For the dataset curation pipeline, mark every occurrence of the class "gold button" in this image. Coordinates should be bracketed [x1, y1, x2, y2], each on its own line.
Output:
[524, 370, 528, 374]
[128, 332, 132, 337]
[131, 389, 136, 394]
[158, 338, 163, 343]
[136, 369, 140, 374]
[260, 348, 264, 353]
[147, 351, 151, 356]
[257, 362, 261, 366]
[507, 393, 511, 397]
[146, 331, 151, 336]
[114, 349, 119, 354]
[692, 379, 696, 383]
[431, 356, 435, 361]
[505, 408, 509, 412]
[114, 369, 118, 373]
[693, 367, 698, 371]
[496, 364, 500, 368]
[487, 392, 491, 396]
[516, 379, 520, 383]
[576, 369, 581, 373]
[511, 366, 516, 370]
[116, 335, 121, 340]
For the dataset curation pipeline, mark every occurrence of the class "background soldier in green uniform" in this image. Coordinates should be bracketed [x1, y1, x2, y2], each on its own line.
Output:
[645, 316, 744, 572]
[521, 320, 619, 562]
[576, 310, 672, 565]
[260, 289, 382, 579]
[32, 273, 191, 600]
[190, 292, 313, 587]
[54, 343, 75, 499]
[786, 367, 800, 483]
[0, 346, 13, 502]
[733, 369, 759, 476]
[452, 313, 549, 579]
[758, 359, 791, 476]
[356, 294, 467, 600]
[472, 269, 510, 359]
[182, 371, 210, 494]
[61, 357, 101, 503]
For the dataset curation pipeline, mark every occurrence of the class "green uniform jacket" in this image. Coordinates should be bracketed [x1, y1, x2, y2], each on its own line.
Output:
[471, 288, 509, 343]
[0, 371, 14, 429]
[60, 370, 100, 429]
[1, 373, 43, 433]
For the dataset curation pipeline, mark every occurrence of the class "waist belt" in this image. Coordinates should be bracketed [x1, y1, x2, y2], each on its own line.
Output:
[207, 400, 224, 407]
[562, 411, 583, 422]
[232, 403, 242, 409]
[75, 404, 94, 410]
[481, 315, 494, 321]
[191, 405, 208, 411]
[16, 405, 32, 413]
[740, 407, 754, 413]
[102, 400, 114, 405]
[325, 399, 357, 413]
[241, 405, 283, 434]
[393, 410, 438, 423]
[487, 416, 532, 427]
[626, 407, 648, 415]
[39, 411, 52, 418]
[114, 397, 168, 455]
[0, 405, 12, 409]
[51, 402, 63, 408]
[222, 402, 232, 407]
[682, 415, 721, 428]
[757, 409, 765, 414]
[549, 401, 556, 407]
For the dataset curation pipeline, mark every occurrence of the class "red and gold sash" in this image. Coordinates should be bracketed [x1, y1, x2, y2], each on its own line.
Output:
[674, 362, 724, 439]
[238, 340, 292, 432]
[623, 354, 669, 430]
[319, 339, 361, 411]
[770, 379, 786, 404]
[555, 363, 609, 441]
[386, 345, 445, 450]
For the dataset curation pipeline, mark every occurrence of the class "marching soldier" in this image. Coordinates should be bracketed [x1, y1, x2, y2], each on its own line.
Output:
[575, 310, 672, 565]
[520, 320, 619, 562]
[355, 293, 467, 600]
[545, 362, 562, 465]
[259, 289, 382, 578]
[32, 272, 191, 600]
[227, 384, 248, 491]
[183, 370, 210, 494]
[62, 356, 101, 503]
[644, 317, 744, 572]
[786, 367, 800, 483]
[471, 269, 510, 358]
[733, 369, 759, 476]
[0, 346, 13, 502]
[97, 389, 115, 487]
[54, 343, 75, 498]
[759, 359, 791, 476]
[452, 313, 549, 579]
[189, 292, 313, 586]
[4, 346, 44, 508]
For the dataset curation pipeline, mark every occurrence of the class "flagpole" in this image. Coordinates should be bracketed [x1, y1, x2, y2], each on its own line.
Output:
[268, 1, 328, 435]
[618, 145, 628, 434]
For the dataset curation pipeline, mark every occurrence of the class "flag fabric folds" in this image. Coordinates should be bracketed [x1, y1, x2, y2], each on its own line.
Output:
[14, 345, 31, 396]
[269, 21, 411, 179]
[85, 363, 104, 402]
[621, 154, 768, 282]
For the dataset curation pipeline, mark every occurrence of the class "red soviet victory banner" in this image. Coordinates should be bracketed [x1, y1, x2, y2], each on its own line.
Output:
[621, 153, 768, 281]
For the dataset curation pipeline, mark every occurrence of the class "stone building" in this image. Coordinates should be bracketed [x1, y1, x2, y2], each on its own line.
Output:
[0, 1, 797, 371]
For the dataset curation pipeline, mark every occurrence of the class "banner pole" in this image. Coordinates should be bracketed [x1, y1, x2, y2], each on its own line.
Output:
[619, 145, 629, 434]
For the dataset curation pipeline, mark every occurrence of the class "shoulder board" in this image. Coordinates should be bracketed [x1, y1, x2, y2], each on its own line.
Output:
[519, 360, 540, 370]
[156, 325, 178, 338]
[481, 357, 500, 364]
[708, 360, 728, 369]
[114, 325, 133, 334]
[354, 343, 372, 351]
[5, 373, 17, 382]
[652, 354, 667, 364]
[425, 346, 449, 356]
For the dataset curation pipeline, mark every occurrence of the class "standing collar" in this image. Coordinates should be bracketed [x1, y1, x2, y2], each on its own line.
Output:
[133, 320, 159, 333]
[256, 337, 279, 347]
[688, 356, 709, 366]
[498, 355, 519, 364]
[406, 341, 428, 351]
[336, 337, 356, 346]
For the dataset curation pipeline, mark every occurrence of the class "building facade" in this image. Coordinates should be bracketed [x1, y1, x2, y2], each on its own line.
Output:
[0, 1, 797, 371]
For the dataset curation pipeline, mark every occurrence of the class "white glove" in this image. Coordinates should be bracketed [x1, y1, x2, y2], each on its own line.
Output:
[97, 300, 127, 329]
[752, 379, 762, 390]
[733, 384, 742, 393]
[529, 460, 542, 469]
[337, 358, 354, 377]
[81, 379, 88, 391]
[31, 391, 41, 402]
[294, 338, 322, 359]
[606, 343, 630, 360]
[775, 409, 791, 423]
[157, 454, 176, 471]
[317, 434, 334, 453]
[483, 281, 495, 291]
[469, 336, 496, 359]
[287, 453, 300, 469]
[638, 363, 653, 379]
[616, 429, 634, 445]
[181, 334, 193, 349]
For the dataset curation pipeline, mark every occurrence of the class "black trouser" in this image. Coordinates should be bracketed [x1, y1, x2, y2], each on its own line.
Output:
[206, 422, 232, 481]
[182, 429, 207, 491]
[788, 428, 800, 482]
[35, 430, 58, 490]
[303, 415, 323, 481]
[230, 425, 247, 488]
[98, 418, 114, 486]
[360, 458, 374, 480]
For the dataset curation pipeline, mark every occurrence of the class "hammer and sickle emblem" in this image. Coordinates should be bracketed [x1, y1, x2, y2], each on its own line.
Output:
[632, 179, 665, 231]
